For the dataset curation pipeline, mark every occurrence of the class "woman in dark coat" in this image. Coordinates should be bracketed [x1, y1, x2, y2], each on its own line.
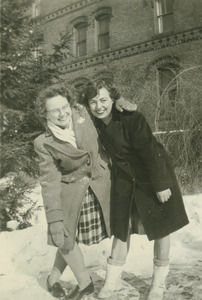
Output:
[82, 81, 189, 300]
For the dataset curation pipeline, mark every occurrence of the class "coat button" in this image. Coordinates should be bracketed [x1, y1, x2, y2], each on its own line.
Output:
[86, 159, 91, 166]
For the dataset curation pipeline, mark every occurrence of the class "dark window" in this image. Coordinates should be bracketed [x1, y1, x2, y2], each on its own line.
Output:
[97, 15, 110, 51]
[76, 24, 87, 57]
[158, 65, 178, 121]
[156, 0, 174, 33]
[159, 67, 177, 99]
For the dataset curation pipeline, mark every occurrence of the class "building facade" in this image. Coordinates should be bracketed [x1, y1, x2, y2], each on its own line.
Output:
[36, 0, 202, 132]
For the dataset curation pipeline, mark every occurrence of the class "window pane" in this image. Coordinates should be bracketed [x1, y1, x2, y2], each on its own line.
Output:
[98, 33, 109, 51]
[99, 17, 110, 34]
[77, 41, 86, 57]
[157, 16, 163, 33]
[161, 0, 166, 14]
[162, 14, 174, 32]
[76, 24, 87, 57]
[159, 67, 177, 98]
[165, 0, 173, 13]
[157, 0, 173, 15]
[158, 66, 177, 124]
[78, 26, 86, 42]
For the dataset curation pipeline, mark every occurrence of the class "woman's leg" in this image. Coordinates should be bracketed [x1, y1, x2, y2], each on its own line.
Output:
[147, 235, 170, 300]
[154, 235, 170, 261]
[48, 249, 67, 286]
[60, 242, 91, 291]
[111, 236, 130, 261]
[46, 249, 67, 298]
[98, 236, 130, 298]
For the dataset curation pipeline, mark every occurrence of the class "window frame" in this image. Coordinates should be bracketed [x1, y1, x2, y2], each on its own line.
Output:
[72, 16, 89, 58]
[155, 0, 174, 34]
[94, 7, 112, 52]
[156, 63, 179, 126]
[97, 14, 110, 52]
[75, 23, 88, 58]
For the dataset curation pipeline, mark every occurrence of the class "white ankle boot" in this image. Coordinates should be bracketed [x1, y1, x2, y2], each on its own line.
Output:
[98, 257, 125, 299]
[147, 259, 169, 300]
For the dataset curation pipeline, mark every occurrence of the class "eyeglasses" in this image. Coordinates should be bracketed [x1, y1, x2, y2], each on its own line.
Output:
[47, 105, 70, 115]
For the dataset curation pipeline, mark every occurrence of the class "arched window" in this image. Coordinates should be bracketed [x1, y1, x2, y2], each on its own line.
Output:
[94, 7, 112, 52]
[75, 23, 87, 57]
[72, 77, 89, 93]
[158, 64, 177, 101]
[97, 15, 110, 51]
[72, 17, 88, 58]
[155, 0, 174, 33]
[157, 62, 179, 124]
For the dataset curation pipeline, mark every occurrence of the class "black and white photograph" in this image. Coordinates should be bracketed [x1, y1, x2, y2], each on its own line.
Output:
[0, 1, 202, 299]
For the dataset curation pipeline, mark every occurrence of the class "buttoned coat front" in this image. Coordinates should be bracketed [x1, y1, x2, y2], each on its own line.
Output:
[96, 108, 189, 241]
[34, 105, 111, 250]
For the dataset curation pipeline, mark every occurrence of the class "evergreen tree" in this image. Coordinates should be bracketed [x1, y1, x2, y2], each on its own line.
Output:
[0, 0, 72, 176]
[1, 0, 35, 109]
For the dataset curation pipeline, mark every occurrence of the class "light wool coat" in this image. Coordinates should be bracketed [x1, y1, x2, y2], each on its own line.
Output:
[34, 105, 111, 250]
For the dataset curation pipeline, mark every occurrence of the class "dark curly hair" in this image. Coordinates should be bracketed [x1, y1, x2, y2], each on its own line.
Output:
[80, 80, 121, 107]
[35, 84, 76, 126]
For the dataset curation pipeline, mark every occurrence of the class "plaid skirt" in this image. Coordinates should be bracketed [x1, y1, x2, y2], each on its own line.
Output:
[76, 187, 108, 245]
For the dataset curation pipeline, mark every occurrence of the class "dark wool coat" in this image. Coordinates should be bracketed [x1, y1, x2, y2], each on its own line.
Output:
[34, 105, 111, 250]
[95, 108, 189, 241]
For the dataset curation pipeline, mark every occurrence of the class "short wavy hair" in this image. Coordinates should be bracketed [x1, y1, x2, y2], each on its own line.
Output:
[80, 80, 121, 107]
[35, 84, 76, 126]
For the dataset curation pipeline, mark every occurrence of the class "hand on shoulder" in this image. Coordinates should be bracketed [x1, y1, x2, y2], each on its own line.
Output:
[115, 96, 137, 112]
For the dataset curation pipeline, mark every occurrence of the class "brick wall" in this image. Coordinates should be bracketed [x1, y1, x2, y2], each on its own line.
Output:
[40, 0, 202, 55]
[38, 0, 202, 129]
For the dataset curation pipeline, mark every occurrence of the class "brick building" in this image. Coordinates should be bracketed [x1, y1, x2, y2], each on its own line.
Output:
[35, 0, 202, 131]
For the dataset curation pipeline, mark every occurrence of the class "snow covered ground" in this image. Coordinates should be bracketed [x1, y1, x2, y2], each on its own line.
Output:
[0, 185, 202, 300]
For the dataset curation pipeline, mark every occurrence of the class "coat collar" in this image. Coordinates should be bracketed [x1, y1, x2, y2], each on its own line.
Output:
[94, 104, 122, 131]
[71, 105, 86, 149]
[44, 105, 88, 155]
[45, 127, 52, 137]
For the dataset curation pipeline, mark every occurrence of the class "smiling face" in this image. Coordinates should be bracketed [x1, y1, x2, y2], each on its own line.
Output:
[45, 95, 72, 128]
[88, 87, 114, 124]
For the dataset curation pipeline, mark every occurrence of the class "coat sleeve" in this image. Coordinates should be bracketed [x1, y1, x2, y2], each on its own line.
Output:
[129, 111, 173, 192]
[34, 135, 64, 223]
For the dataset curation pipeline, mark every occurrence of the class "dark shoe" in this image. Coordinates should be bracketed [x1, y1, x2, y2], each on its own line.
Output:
[67, 281, 94, 300]
[47, 275, 66, 298]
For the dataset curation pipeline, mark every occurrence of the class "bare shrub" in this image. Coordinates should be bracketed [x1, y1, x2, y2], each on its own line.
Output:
[104, 61, 202, 194]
